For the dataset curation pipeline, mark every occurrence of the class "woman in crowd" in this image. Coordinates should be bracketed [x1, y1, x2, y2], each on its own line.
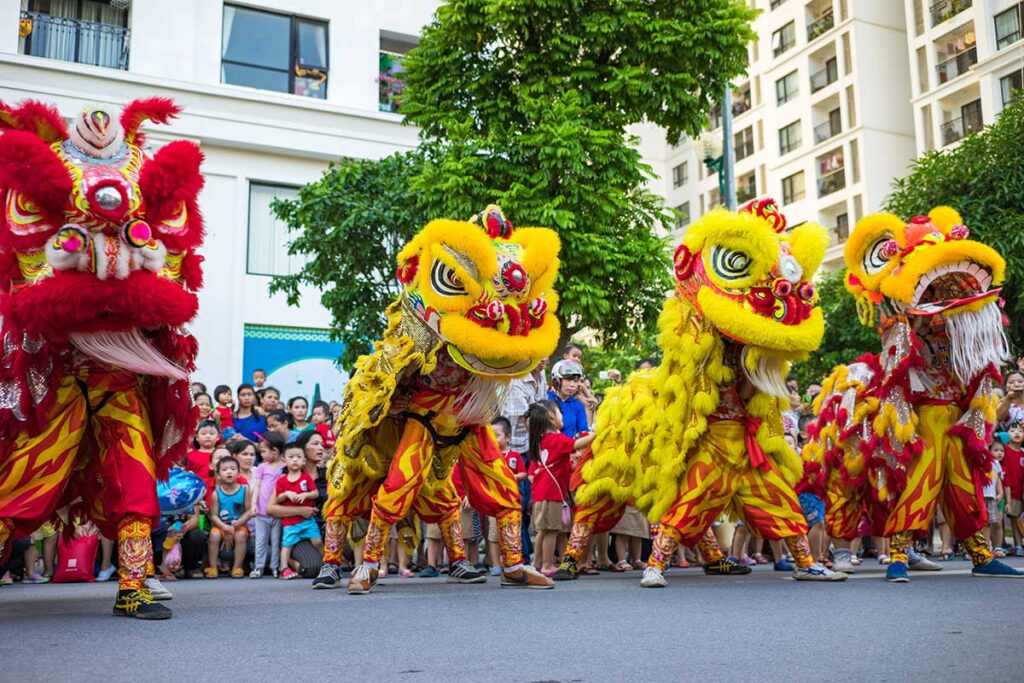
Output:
[234, 383, 267, 441]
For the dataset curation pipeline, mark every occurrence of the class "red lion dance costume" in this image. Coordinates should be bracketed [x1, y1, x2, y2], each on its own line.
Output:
[0, 99, 204, 618]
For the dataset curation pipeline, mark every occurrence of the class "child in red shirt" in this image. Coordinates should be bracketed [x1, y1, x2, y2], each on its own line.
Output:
[272, 444, 321, 579]
[184, 420, 220, 476]
[1003, 422, 1024, 554]
[311, 401, 336, 451]
[485, 416, 528, 573]
[527, 400, 596, 576]
[213, 384, 235, 431]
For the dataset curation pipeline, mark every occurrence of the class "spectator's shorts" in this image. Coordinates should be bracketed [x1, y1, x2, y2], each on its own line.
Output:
[985, 497, 998, 520]
[282, 518, 321, 548]
[610, 505, 651, 539]
[425, 522, 442, 541]
[486, 515, 498, 544]
[531, 500, 570, 533]
[798, 493, 826, 528]
[1008, 498, 1023, 518]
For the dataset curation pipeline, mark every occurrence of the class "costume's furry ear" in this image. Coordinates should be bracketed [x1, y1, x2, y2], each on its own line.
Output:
[120, 97, 181, 146]
[0, 130, 73, 217]
[139, 139, 204, 217]
[0, 100, 68, 142]
[927, 205, 962, 232]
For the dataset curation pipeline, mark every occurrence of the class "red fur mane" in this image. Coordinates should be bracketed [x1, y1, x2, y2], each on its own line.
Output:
[120, 97, 181, 146]
[0, 100, 68, 142]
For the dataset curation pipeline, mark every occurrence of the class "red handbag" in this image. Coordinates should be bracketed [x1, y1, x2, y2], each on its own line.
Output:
[52, 534, 99, 583]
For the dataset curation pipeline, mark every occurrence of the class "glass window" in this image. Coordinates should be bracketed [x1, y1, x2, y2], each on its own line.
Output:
[782, 171, 805, 205]
[1001, 69, 1024, 106]
[247, 183, 307, 277]
[772, 22, 796, 57]
[672, 162, 689, 188]
[776, 70, 799, 105]
[674, 202, 690, 229]
[21, 0, 130, 70]
[779, 120, 802, 155]
[995, 5, 1022, 50]
[735, 127, 755, 160]
[222, 5, 328, 99]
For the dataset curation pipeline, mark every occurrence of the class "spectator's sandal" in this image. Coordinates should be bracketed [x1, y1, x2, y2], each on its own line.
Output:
[230, 568, 245, 578]
[280, 568, 299, 580]
[203, 567, 218, 579]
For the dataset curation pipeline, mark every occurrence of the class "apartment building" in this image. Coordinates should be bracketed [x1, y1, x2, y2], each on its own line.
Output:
[1, 0, 440, 395]
[906, 0, 1024, 153]
[656, 0, 918, 268]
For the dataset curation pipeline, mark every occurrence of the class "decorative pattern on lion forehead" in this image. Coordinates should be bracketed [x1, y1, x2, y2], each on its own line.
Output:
[395, 205, 560, 377]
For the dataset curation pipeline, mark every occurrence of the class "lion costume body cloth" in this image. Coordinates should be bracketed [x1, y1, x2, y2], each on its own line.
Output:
[0, 99, 204, 615]
[558, 200, 831, 576]
[322, 207, 560, 584]
[802, 207, 1012, 570]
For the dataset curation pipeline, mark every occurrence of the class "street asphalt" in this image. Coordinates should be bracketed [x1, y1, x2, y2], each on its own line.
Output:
[1, 558, 1021, 682]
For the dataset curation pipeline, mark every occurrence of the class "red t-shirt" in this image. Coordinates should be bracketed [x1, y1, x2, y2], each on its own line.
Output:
[184, 449, 213, 477]
[504, 450, 526, 476]
[274, 471, 317, 526]
[529, 432, 574, 502]
[215, 405, 235, 429]
[1002, 444, 1024, 499]
[315, 422, 336, 449]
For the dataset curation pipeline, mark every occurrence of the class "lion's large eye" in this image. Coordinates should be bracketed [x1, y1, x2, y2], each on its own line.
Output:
[710, 245, 752, 281]
[862, 234, 892, 275]
[430, 260, 467, 296]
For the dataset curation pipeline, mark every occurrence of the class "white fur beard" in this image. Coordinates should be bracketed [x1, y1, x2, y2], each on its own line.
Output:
[455, 374, 511, 426]
[944, 301, 1009, 385]
[741, 347, 788, 397]
[70, 329, 187, 380]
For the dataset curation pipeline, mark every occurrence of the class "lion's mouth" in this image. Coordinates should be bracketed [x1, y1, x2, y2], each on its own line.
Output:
[910, 261, 997, 314]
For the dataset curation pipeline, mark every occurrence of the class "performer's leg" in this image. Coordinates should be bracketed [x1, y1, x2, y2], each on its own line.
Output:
[555, 485, 626, 579]
[112, 514, 170, 619]
[0, 519, 11, 565]
[413, 480, 468, 565]
[697, 527, 725, 565]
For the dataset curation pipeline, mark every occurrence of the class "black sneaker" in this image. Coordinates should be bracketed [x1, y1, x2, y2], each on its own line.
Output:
[447, 559, 487, 583]
[551, 557, 579, 581]
[704, 556, 752, 576]
[112, 589, 173, 620]
[312, 563, 341, 589]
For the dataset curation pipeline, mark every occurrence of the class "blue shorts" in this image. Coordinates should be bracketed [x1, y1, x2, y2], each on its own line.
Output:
[798, 493, 825, 528]
[281, 517, 321, 548]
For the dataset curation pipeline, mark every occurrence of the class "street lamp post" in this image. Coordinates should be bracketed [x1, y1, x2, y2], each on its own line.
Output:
[700, 86, 738, 211]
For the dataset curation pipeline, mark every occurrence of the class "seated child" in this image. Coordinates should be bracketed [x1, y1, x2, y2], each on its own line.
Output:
[206, 456, 253, 578]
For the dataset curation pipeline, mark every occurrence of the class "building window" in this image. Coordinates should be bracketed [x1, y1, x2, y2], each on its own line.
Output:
[817, 149, 846, 197]
[19, 0, 130, 70]
[222, 5, 328, 99]
[672, 162, 689, 188]
[772, 21, 797, 57]
[835, 212, 849, 241]
[770, 0, 789, 10]
[776, 70, 799, 105]
[379, 34, 417, 113]
[1001, 69, 1024, 106]
[932, 0, 974, 27]
[674, 202, 691, 229]
[810, 57, 839, 93]
[779, 120, 802, 155]
[735, 127, 755, 161]
[782, 171, 805, 205]
[737, 172, 757, 203]
[247, 183, 307, 277]
[995, 4, 1023, 50]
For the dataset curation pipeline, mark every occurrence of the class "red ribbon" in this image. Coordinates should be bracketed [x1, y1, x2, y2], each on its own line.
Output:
[744, 417, 770, 471]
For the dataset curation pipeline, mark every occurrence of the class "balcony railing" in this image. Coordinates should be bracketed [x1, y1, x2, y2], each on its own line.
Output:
[810, 63, 838, 93]
[817, 167, 846, 196]
[732, 95, 752, 117]
[20, 11, 129, 70]
[814, 118, 841, 143]
[808, 11, 835, 41]
[935, 46, 977, 83]
[737, 182, 757, 204]
[930, 0, 973, 27]
[940, 108, 984, 145]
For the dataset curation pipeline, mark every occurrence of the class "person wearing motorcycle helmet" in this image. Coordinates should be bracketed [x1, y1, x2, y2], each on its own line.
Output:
[548, 359, 589, 437]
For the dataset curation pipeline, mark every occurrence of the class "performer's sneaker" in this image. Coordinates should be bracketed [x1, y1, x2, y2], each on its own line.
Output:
[794, 563, 848, 581]
[908, 556, 942, 571]
[972, 559, 1024, 578]
[500, 565, 554, 589]
[113, 589, 172, 620]
[640, 566, 668, 588]
[347, 564, 379, 594]
[551, 557, 579, 581]
[704, 556, 753, 576]
[312, 563, 341, 589]
[885, 561, 910, 583]
[831, 551, 856, 574]
[144, 577, 173, 600]
[447, 559, 487, 583]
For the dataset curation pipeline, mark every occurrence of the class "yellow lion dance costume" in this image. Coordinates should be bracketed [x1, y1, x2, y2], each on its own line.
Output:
[803, 207, 1024, 581]
[322, 206, 560, 593]
[554, 199, 846, 586]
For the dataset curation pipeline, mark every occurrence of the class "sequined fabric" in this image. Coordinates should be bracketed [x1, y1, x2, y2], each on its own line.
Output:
[647, 527, 682, 572]
[117, 516, 151, 592]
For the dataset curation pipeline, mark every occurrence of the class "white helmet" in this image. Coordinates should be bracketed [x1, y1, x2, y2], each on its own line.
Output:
[551, 359, 584, 380]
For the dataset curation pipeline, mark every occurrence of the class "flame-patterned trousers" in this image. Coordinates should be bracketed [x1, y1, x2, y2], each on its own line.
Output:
[883, 403, 987, 540]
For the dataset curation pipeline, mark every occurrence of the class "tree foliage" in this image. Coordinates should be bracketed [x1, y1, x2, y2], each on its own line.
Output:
[269, 151, 427, 368]
[885, 95, 1024, 346]
[790, 268, 876, 388]
[400, 0, 757, 346]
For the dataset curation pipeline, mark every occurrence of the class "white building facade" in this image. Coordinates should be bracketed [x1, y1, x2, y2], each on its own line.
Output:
[1, 0, 441, 398]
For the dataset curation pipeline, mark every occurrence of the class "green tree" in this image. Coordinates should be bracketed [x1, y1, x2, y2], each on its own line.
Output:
[790, 268, 876, 388]
[269, 151, 427, 368]
[884, 95, 1024, 346]
[400, 0, 757, 346]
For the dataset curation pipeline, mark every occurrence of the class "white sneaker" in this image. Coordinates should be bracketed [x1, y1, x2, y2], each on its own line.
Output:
[640, 566, 667, 588]
[908, 556, 942, 571]
[96, 565, 116, 582]
[144, 577, 173, 600]
[793, 563, 848, 581]
[832, 554, 856, 574]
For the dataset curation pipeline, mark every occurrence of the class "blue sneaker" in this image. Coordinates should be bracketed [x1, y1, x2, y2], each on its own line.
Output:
[972, 559, 1024, 578]
[416, 565, 440, 578]
[886, 561, 910, 583]
[773, 559, 794, 571]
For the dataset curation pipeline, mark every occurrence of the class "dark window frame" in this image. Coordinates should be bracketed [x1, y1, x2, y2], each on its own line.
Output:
[776, 70, 799, 104]
[995, 3, 1023, 50]
[779, 120, 802, 155]
[773, 21, 797, 57]
[1000, 68, 1024, 106]
[782, 171, 805, 204]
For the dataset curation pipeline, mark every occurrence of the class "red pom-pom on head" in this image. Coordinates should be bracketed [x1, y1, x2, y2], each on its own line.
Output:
[397, 255, 419, 284]
[674, 244, 695, 281]
[949, 223, 969, 240]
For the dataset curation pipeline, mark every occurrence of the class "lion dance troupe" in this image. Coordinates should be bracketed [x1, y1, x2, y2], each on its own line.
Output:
[0, 96, 1020, 621]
